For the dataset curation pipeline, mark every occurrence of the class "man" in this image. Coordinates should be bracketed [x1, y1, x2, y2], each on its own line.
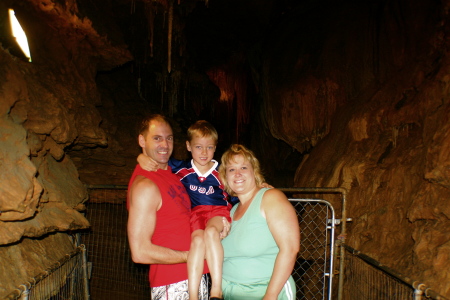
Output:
[127, 114, 210, 299]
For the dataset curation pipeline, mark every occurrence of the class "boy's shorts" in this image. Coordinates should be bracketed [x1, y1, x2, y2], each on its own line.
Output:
[222, 276, 296, 300]
[190, 205, 231, 232]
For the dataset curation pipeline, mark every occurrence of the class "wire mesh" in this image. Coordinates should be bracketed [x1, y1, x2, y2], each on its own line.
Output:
[342, 245, 447, 300]
[290, 199, 335, 300]
[80, 190, 336, 300]
[5, 246, 88, 300]
[79, 189, 150, 300]
[343, 249, 413, 299]
[6, 187, 447, 300]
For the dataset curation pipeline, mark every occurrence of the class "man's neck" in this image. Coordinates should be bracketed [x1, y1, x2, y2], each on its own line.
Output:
[158, 163, 169, 170]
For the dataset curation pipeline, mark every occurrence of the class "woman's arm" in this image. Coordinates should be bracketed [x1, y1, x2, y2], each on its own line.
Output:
[261, 188, 300, 300]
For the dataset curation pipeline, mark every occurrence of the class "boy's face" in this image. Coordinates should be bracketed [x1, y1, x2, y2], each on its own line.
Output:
[186, 134, 216, 170]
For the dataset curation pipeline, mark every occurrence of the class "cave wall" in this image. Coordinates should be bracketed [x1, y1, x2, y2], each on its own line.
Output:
[0, 0, 133, 297]
[257, 0, 450, 296]
[1, 0, 450, 298]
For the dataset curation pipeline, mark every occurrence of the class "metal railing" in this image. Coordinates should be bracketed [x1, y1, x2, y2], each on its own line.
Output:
[5, 245, 90, 300]
[4, 185, 447, 300]
[280, 187, 349, 300]
[289, 199, 336, 300]
[81, 186, 337, 300]
[80, 189, 150, 300]
[342, 244, 448, 300]
[80, 185, 448, 300]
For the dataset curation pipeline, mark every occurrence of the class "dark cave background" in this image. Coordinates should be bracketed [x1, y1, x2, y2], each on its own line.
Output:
[1, 0, 450, 298]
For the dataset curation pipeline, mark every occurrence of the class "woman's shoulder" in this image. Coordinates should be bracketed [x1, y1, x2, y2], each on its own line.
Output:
[261, 188, 289, 206]
[263, 187, 286, 198]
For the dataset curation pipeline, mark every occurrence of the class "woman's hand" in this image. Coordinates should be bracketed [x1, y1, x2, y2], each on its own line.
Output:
[262, 293, 279, 300]
[137, 153, 158, 171]
[220, 217, 231, 239]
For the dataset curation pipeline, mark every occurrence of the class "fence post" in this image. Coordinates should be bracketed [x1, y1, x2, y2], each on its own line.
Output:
[414, 282, 426, 300]
[18, 284, 29, 300]
[81, 245, 91, 300]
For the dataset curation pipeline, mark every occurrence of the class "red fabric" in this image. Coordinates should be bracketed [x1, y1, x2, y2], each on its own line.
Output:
[128, 165, 207, 287]
[190, 205, 232, 232]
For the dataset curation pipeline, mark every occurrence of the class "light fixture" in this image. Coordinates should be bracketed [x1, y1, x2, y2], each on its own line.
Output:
[8, 9, 32, 62]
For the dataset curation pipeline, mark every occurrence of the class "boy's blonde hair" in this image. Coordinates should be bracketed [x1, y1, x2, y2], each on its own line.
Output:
[219, 144, 265, 196]
[187, 120, 218, 144]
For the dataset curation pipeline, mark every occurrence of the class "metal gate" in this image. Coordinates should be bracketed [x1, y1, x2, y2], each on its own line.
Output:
[80, 187, 339, 300]
[289, 199, 336, 300]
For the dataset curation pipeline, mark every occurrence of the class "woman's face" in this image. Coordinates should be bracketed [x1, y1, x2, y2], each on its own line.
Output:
[225, 154, 256, 195]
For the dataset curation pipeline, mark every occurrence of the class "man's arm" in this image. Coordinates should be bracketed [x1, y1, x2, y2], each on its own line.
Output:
[127, 175, 188, 264]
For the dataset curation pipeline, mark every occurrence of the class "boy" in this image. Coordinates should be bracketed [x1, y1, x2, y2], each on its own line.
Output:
[138, 120, 234, 300]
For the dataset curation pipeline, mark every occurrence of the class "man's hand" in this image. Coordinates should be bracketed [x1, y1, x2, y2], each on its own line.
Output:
[137, 153, 159, 171]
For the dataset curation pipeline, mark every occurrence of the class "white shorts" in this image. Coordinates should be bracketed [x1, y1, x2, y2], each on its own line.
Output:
[151, 274, 209, 300]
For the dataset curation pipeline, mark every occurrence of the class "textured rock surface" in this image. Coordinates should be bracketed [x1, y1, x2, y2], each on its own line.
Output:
[1, 0, 450, 298]
[259, 1, 450, 296]
[0, 0, 132, 297]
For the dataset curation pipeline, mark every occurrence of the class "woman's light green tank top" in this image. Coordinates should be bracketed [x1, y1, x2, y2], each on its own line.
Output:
[222, 188, 279, 283]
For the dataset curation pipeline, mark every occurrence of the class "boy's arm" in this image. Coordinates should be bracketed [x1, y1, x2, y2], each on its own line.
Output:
[137, 153, 158, 171]
[137, 154, 184, 172]
[261, 182, 274, 189]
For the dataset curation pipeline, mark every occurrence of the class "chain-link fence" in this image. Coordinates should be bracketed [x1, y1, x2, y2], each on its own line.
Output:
[290, 199, 336, 300]
[5, 245, 89, 300]
[80, 189, 150, 300]
[342, 244, 448, 300]
[5, 186, 449, 300]
[79, 188, 337, 300]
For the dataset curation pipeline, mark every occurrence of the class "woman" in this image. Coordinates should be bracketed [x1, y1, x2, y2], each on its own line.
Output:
[218, 144, 300, 300]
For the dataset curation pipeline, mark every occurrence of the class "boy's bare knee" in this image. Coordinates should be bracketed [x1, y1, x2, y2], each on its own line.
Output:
[204, 226, 220, 240]
[191, 233, 205, 247]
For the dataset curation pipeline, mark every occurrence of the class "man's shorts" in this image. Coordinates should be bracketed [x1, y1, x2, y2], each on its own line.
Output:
[190, 205, 231, 232]
[151, 274, 209, 300]
[222, 276, 296, 300]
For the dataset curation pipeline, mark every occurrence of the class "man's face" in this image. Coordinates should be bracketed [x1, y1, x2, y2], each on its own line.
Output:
[138, 119, 174, 169]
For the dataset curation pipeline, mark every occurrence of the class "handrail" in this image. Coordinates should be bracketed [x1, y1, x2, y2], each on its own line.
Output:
[85, 184, 127, 189]
[5, 246, 87, 300]
[343, 243, 448, 300]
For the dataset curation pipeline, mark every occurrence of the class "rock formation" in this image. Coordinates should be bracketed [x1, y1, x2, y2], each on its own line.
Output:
[1, 0, 450, 298]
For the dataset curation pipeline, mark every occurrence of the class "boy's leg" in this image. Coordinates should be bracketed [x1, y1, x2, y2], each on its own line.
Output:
[198, 274, 210, 300]
[188, 229, 206, 300]
[204, 216, 225, 299]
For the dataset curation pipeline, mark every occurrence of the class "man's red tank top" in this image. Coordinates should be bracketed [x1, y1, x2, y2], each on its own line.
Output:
[128, 165, 192, 287]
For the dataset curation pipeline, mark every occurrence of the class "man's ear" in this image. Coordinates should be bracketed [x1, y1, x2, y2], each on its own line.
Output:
[186, 140, 192, 152]
[138, 135, 145, 148]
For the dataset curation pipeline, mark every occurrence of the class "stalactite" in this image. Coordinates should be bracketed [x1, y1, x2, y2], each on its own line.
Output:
[145, 2, 155, 57]
[170, 71, 181, 116]
[207, 61, 252, 142]
[130, 0, 135, 14]
[167, 0, 173, 73]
